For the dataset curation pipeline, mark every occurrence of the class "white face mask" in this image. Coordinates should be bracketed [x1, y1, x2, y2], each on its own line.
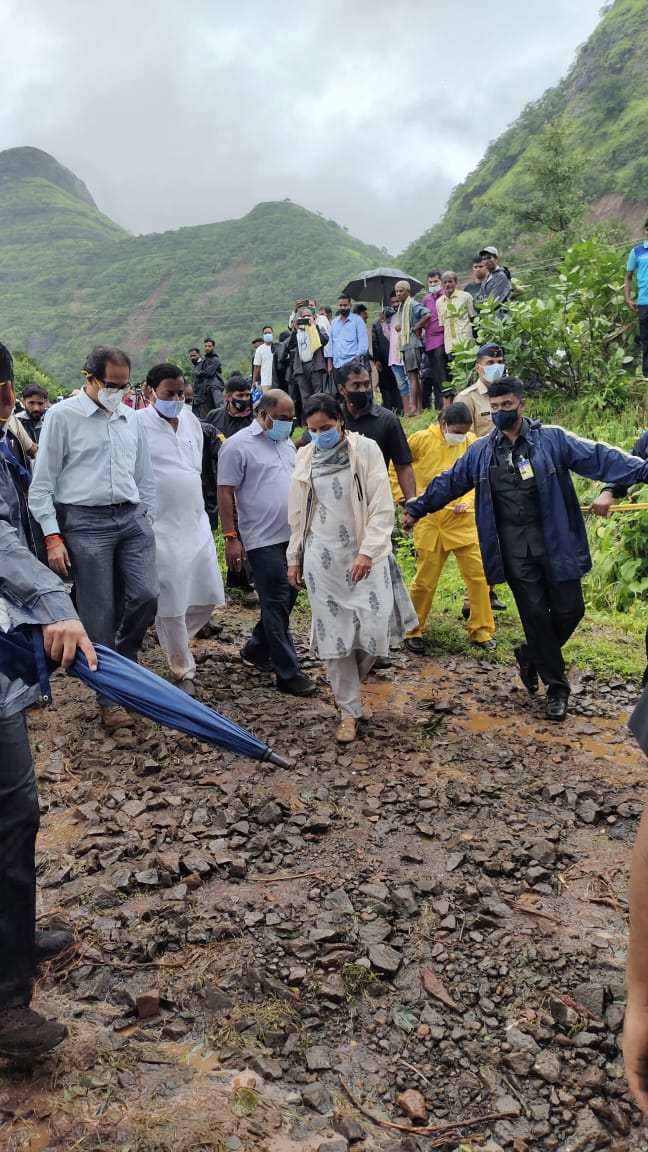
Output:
[444, 430, 467, 445]
[98, 388, 127, 413]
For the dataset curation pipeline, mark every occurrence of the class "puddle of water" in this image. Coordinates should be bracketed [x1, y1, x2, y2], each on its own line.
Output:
[463, 713, 502, 732]
[179, 1042, 221, 1072]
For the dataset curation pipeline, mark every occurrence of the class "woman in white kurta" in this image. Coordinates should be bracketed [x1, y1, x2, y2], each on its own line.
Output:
[287, 393, 417, 743]
[138, 364, 224, 693]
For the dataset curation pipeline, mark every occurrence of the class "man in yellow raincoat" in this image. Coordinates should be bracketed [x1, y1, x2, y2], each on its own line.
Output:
[398, 402, 495, 654]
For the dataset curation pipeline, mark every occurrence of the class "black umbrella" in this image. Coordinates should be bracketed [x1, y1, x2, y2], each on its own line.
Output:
[342, 267, 425, 306]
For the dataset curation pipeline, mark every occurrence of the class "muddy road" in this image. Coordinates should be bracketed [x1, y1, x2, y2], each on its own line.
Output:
[2, 607, 647, 1152]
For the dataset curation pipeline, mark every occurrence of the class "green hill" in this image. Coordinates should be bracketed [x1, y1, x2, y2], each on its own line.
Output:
[401, 0, 648, 275]
[0, 148, 388, 383]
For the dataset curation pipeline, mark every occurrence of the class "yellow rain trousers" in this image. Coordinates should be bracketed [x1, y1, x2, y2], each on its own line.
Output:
[396, 424, 495, 643]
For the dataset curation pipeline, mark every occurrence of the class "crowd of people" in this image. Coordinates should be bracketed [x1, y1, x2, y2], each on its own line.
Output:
[4, 232, 648, 1106]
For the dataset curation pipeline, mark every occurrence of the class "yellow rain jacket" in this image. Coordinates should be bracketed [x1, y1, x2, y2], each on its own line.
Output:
[393, 423, 480, 551]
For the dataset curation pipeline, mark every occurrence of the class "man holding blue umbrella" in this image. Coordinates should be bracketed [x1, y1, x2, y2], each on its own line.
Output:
[0, 345, 97, 1059]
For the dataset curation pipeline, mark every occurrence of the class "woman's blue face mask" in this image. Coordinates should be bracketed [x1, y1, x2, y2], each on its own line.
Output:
[310, 426, 342, 450]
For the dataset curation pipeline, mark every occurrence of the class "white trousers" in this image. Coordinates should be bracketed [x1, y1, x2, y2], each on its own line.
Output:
[325, 650, 375, 718]
[155, 604, 215, 680]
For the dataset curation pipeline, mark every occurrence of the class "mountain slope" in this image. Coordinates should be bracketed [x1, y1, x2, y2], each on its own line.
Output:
[401, 0, 648, 274]
[0, 149, 388, 382]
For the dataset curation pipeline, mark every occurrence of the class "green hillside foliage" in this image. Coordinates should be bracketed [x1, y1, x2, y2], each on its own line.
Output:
[12, 351, 62, 400]
[401, 0, 648, 275]
[0, 148, 388, 383]
[450, 237, 636, 407]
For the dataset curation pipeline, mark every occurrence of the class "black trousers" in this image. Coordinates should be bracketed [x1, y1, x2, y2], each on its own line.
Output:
[638, 306, 648, 377]
[504, 554, 585, 693]
[376, 365, 403, 414]
[0, 711, 39, 1008]
[245, 542, 300, 681]
[421, 346, 449, 410]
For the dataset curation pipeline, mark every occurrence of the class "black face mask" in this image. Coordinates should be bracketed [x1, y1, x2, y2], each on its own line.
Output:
[231, 397, 252, 414]
[346, 389, 372, 410]
[339, 307, 351, 316]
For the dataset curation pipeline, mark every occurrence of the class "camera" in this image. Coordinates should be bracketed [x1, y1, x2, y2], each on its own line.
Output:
[297, 316, 309, 326]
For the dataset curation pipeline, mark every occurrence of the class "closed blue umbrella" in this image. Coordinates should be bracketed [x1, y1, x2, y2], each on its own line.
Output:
[0, 630, 290, 768]
[70, 644, 290, 766]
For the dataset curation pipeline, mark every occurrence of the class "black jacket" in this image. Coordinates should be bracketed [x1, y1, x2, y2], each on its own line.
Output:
[200, 421, 223, 529]
[193, 352, 225, 408]
[286, 326, 329, 377]
[371, 317, 391, 367]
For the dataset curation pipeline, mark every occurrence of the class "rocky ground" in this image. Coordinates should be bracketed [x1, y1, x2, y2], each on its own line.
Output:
[2, 604, 648, 1152]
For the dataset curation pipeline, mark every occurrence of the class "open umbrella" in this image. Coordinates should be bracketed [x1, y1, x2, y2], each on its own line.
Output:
[0, 629, 290, 769]
[342, 267, 425, 306]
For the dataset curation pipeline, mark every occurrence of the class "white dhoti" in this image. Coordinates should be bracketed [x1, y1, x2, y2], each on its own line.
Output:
[139, 405, 225, 680]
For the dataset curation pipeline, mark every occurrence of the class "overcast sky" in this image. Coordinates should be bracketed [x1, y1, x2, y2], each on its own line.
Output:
[0, 0, 602, 253]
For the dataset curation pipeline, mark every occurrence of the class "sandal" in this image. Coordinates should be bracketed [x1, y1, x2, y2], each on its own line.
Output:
[335, 717, 357, 743]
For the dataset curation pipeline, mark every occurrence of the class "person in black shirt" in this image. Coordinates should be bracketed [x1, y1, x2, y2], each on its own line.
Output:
[193, 337, 225, 417]
[205, 375, 258, 606]
[404, 377, 648, 720]
[335, 362, 415, 501]
[207, 375, 254, 440]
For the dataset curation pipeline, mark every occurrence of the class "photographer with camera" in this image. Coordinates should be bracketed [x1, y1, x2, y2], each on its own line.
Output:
[286, 305, 330, 407]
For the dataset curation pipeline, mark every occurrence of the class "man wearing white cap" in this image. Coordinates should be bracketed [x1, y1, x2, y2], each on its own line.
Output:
[475, 247, 512, 310]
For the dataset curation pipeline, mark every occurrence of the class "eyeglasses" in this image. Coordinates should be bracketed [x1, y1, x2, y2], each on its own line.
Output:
[94, 377, 131, 391]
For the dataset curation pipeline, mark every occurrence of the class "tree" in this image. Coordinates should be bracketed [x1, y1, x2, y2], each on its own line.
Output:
[481, 116, 588, 245]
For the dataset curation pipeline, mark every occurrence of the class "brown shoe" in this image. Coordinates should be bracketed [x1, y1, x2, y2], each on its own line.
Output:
[100, 705, 133, 731]
[335, 717, 357, 743]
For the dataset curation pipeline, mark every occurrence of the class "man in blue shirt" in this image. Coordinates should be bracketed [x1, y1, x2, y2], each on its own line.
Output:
[327, 294, 369, 388]
[625, 219, 648, 378]
[29, 346, 158, 732]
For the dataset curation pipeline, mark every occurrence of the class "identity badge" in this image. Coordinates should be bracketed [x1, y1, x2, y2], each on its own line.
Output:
[517, 457, 534, 480]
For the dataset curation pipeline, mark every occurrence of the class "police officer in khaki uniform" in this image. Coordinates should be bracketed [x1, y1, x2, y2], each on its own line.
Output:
[456, 344, 505, 439]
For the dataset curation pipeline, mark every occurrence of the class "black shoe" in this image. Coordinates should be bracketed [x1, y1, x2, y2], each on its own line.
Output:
[372, 656, 392, 669]
[473, 638, 497, 652]
[242, 590, 260, 608]
[240, 644, 273, 673]
[35, 929, 74, 966]
[490, 591, 506, 611]
[195, 622, 223, 640]
[0, 1005, 68, 1059]
[546, 691, 569, 721]
[514, 644, 539, 694]
[276, 673, 316, 697]
[405, 637, 426, 655]
[461, 598, 470, 620]
[176, 678, 197, 697]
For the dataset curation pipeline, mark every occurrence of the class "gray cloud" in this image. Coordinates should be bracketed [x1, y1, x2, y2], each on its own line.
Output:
[0, 0, 600, 252]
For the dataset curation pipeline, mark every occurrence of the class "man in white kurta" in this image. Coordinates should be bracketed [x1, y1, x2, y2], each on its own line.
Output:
[138, 366, 224, 693]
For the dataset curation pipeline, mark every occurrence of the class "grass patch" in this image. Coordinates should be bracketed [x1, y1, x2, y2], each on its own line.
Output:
[394, 523, 645, 682]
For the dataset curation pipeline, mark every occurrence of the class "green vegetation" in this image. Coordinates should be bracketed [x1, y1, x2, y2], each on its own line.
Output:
[0, 149, 387, 384]
[401, 0, 648, 275]
[12, 350, 62, 399]
[450, 236, 639, 403]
